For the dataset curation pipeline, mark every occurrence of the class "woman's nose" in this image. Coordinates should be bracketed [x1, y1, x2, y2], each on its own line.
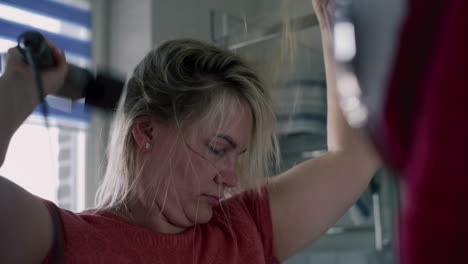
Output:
[217, 156, 238, 188]
[222, 168, 238, 188]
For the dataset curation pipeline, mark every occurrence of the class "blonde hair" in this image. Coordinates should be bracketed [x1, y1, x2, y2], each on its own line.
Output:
[95, 39, 280, 210]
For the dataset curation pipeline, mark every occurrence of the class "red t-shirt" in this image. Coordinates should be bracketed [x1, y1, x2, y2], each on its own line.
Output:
[42, 187, 280, 263]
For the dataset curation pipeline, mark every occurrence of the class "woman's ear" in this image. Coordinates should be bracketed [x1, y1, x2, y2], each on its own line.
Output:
[132, 116, 156, 152]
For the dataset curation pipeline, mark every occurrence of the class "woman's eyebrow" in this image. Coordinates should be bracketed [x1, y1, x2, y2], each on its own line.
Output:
[216, 134, 237, 149]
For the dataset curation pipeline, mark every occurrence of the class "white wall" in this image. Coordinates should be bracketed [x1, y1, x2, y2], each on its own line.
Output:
[95, 0, 321, 76]
[151, 0, 259, 45]
[257, 0, 323, 51]
[96, 0, 260, 75]
[258, 0, 315, 23]
[107, 0, 153, 76]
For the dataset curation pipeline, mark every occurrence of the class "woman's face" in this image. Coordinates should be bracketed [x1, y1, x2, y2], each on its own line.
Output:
[137, 102, 253, 229]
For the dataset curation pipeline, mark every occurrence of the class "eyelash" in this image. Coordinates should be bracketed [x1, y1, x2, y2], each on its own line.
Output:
[207, 144, 226, 156]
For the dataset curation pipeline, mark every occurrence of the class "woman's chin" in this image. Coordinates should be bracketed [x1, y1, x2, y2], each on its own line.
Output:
[189, 205, 213, 224]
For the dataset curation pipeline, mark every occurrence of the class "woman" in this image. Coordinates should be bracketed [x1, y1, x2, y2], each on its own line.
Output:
[0, 1, 380, 263]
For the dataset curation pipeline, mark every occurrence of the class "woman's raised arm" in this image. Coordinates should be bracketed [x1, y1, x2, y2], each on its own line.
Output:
[267, 0, 381, 261]
[0, 42, 67, 263]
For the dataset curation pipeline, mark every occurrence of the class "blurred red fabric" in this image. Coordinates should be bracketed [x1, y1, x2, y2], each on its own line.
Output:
[382, 0, 468, 262]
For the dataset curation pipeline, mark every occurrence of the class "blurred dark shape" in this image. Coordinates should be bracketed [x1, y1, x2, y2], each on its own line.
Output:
[17, 30, 124, 111]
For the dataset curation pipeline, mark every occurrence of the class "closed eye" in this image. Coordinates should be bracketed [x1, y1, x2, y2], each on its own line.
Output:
[207, 144, 226, 156]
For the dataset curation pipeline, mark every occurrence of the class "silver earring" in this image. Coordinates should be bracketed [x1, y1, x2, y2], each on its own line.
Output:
[145, 142, 151, 149]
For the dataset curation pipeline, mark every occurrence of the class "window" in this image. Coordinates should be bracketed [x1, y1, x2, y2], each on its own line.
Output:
[0, 0, 92, 212]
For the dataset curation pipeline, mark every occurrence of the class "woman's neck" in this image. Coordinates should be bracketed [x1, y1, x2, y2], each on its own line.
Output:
[112, 201, 186, 234]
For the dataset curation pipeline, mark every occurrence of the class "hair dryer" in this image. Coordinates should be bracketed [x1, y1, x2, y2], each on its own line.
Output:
[17, 30, 124, 111]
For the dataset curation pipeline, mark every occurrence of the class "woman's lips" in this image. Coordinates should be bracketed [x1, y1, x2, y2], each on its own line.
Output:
[203, 194, 221, 205]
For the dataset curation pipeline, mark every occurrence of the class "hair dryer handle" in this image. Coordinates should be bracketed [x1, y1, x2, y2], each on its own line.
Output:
[17, 30, 55, 69]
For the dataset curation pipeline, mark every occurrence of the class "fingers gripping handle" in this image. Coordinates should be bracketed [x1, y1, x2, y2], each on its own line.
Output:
[17, 30, 94, 102]
[16, 30, 125, 111]
[17, 30, 50, 122]
[17, 30, 55, 69]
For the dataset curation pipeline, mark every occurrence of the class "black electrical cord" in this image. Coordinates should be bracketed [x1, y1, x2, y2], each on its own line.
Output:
[23, 47, 50, 128]
[21, 45, 58, 211]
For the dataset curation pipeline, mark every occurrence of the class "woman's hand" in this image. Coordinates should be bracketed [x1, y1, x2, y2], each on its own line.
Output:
[312, 0, 334, 28]
[1, 39, 68, 108]
[0, 39, 68, 167]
